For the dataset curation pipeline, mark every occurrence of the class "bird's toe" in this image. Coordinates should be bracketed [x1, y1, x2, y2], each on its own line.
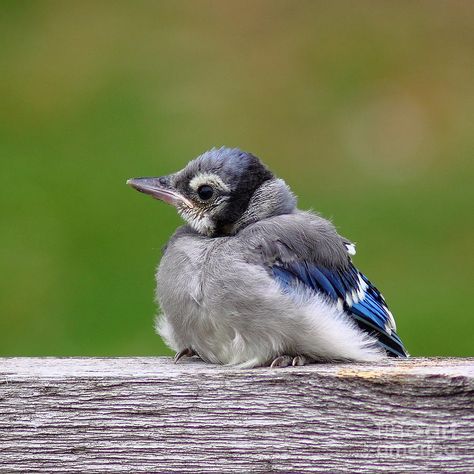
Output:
[174, 348, 196, 363]
[270, 355, 293, 368]
[292, 355, 310, 366]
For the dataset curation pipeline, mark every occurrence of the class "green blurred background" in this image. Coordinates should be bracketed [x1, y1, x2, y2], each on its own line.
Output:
[0, 1, 472, 357]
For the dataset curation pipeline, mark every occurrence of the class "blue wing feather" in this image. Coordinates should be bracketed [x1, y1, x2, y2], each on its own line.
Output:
[271, 260, 408, 358]
[319, 267, 346, 298]
[306, 265, 339, 300]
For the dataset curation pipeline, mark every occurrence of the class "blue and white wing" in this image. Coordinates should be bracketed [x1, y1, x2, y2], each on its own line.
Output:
[270, 246, 408, 358]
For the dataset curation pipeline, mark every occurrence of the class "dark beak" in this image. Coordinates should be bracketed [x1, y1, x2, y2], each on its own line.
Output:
[126, 176, 193, 208]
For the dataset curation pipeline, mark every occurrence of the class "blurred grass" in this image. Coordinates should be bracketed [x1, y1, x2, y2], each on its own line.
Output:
[0, 1, 472, 356]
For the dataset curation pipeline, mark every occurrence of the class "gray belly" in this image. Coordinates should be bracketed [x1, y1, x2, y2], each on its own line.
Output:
[156, 236, 236, 362]
[155, 234, 288, 366]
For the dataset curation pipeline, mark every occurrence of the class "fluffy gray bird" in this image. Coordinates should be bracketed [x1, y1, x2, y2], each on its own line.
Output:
[128, 147, 408, 368]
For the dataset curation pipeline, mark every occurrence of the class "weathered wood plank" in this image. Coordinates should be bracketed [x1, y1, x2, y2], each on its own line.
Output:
[0, 357, 472, 473]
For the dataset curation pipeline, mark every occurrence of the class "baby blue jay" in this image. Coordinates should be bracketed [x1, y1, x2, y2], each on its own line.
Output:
[128, 147, 408, 368]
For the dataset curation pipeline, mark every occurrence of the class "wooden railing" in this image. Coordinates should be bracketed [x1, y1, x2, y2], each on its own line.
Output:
[0, 357, 472, 472]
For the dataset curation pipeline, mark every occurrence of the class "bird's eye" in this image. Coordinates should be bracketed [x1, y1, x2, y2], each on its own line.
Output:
[197, 185, 214, 201]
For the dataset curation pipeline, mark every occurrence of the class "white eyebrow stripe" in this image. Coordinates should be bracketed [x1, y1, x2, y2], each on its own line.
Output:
[189, 173, 230, 192]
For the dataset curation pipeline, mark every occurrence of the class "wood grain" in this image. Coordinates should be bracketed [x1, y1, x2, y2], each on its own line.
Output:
[0, 357, 473, 473]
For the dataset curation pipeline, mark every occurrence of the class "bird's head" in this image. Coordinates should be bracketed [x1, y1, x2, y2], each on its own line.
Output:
[127, 147, 297, 237]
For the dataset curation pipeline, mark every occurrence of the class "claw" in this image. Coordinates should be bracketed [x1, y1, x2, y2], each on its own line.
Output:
[174, 348, 196, 363]
[292, 355, 309, 366]
[270, 355, 293, 368]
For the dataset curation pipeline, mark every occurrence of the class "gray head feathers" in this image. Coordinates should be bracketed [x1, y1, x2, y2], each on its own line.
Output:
[169, 147, 296, 236]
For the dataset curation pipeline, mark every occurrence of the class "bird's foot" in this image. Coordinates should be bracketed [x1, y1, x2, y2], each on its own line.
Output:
[269, 355, 312, 368]
[174, 348, 197, 364]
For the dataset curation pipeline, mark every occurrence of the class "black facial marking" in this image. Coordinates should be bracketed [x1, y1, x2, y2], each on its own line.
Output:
[214, 152, 273, 233]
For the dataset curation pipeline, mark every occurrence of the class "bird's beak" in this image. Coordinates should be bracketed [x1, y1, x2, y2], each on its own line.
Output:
[126, 176, 194, 208]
